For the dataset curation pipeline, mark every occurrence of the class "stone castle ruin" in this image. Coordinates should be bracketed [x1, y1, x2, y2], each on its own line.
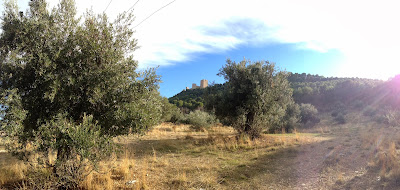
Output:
[185, 79, 208, 90]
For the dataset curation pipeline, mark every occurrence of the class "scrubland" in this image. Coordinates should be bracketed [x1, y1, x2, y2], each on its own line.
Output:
[1, 112, 400, 189]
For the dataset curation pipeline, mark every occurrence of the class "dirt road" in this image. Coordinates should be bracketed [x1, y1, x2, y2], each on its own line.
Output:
[253, 122, 397, 190]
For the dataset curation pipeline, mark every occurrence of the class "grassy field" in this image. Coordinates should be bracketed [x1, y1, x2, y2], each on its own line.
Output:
[1, 113, 400, 189]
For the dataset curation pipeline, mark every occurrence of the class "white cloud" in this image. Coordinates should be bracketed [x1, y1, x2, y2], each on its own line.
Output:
[9, 0, 400, 79]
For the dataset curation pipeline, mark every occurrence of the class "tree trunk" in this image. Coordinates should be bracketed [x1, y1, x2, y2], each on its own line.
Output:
[245, 112, 257, 139]
[54, 135, 72, 175]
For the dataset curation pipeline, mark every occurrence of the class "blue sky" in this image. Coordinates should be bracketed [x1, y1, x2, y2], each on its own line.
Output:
[3, 0, 400, 98]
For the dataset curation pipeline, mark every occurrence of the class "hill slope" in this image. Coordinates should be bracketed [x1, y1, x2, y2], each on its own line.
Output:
[168, 73, 385, 112]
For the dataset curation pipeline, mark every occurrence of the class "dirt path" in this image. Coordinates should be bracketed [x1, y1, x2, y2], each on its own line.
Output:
[254, 125, 375, 190]
[290, 127, 368, 190]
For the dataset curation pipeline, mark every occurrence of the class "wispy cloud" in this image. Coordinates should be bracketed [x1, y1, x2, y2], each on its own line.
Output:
[11, 0, 400, 79]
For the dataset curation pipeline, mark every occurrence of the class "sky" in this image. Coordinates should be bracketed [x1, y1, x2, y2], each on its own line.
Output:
[2, 0, 400, 97]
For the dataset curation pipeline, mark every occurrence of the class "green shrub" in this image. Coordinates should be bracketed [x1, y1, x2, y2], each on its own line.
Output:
[270, 103, 300, 133]
[363, 107, 377, 116]
[331, 101, 346, 112]
[170, 110, 185, 123]
[331, 101, 347, 117]
[181, 110, 218, 131]
[299, 103, 320, 128]
[12, 114, 117, 189]
[161, 97, 182, 123]
[331, 104, 347, 124]
[353, 100, 365, 109]
[334, 113, 346, 124]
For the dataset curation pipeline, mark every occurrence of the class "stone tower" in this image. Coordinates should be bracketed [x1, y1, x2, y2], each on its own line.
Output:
[200, 79, 208, 88]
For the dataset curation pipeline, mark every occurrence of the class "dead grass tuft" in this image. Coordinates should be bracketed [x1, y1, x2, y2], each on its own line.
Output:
[0, 162, 27, 187]
[360, 125, 400, 183]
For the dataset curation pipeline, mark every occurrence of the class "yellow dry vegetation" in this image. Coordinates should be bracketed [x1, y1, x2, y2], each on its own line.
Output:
[0, 123, 324, 189]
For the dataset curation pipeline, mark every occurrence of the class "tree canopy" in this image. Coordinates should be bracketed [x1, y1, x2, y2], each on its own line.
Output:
[0, 0, 162, 184]
[206, 59, 295, 138]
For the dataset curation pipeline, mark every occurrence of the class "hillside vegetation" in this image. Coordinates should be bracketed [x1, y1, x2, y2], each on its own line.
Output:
[169, 72, 385, 112]
[169, 88, 206, 112]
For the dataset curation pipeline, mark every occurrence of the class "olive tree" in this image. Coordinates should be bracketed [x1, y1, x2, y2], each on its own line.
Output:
[210, 59, 295, 138]
[0, 0, 162, 185]
[299, 103, 320, 127]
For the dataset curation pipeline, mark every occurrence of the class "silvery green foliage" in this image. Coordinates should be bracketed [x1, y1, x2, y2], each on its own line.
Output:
[160, 97, 181, 122]
[277, 102, 300, 132]
[0, 0, 162, 169]
[182, 110, 217, 130]
[299, 103, 320, 127]
[213, 59, 294, 138]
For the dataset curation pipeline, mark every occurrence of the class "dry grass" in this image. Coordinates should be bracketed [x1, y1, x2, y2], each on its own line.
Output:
[0, 123, 322, 189]
[142, 122, 236, 140]
[360, 125, 400, 181]
[0, 137, 27, 188]
[0, 162, 26, 187]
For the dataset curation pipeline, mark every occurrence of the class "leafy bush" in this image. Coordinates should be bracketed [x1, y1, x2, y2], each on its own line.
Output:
[272, 103, 300, 133]
[353, 100, 365, 109]
[181, 110, 217, 131]
[169, 110, 185, 123]
[331, 101, 347, 117]
[363, 107, 377, 117]
[299, 103, 320, 128]
[161, 97, 181, 122]
[331, 103, 347, 124]
[6, 114, 116, 189]
[334, 113, 346, 124]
